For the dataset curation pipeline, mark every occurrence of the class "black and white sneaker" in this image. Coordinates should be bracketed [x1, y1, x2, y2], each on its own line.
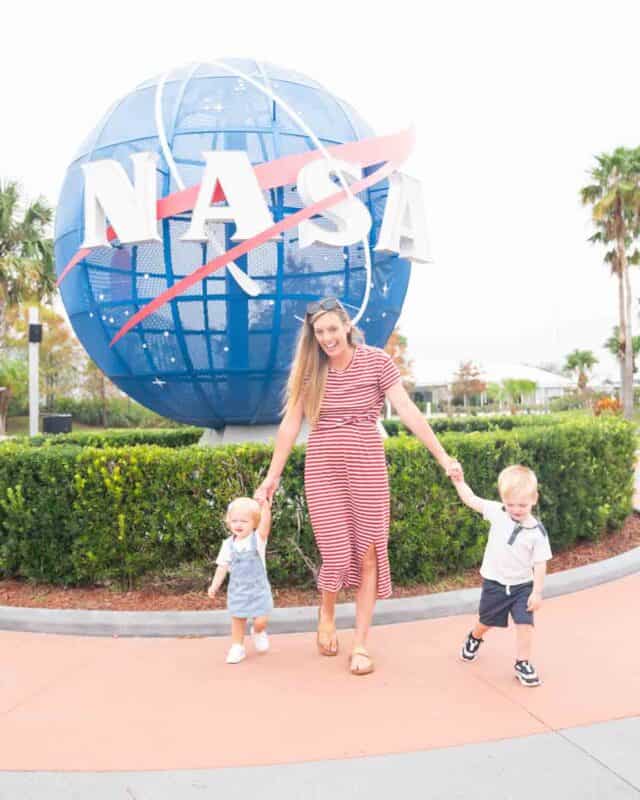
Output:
[514, 660, 541, 687]
[460, 631, 484, 662]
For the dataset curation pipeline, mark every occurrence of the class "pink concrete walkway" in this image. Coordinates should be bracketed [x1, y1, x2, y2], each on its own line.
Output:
[0, 574, 638, 771]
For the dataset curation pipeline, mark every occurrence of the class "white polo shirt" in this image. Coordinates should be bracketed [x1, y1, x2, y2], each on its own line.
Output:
[480, 501, 552, 585]
[216, 532, 267, 572]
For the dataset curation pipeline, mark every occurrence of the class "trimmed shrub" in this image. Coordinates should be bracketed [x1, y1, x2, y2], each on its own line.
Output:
[7, 428, 204, 449]
[382, 412, 582, 436]
[0, 417, 633, 589]
[549, 393, 587, 412]
[0, 445, 80, 583]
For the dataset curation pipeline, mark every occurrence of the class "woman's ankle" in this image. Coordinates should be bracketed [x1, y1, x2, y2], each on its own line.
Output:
[319, 595, 337, 622]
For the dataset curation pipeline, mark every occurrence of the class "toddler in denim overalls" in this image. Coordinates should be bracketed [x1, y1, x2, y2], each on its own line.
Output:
[208, 495, 274, 664]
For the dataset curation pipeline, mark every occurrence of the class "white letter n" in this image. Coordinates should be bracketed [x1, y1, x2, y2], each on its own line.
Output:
[81, 152, 160, 248]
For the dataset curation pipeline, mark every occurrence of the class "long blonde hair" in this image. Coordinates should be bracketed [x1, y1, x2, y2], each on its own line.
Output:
[283, 302, 364, 426]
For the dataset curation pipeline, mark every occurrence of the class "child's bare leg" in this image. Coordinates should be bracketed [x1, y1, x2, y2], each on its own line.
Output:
[231, 617, 247, 645]
[253, 615, 268, 633]
[515, 624, 533, 661]
[472, 621, 490, 639]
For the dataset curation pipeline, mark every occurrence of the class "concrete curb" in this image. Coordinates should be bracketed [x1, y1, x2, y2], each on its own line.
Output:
[1, 546, 638, 638]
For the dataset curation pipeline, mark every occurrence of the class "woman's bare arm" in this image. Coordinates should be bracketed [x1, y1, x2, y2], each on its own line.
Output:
[385, 382, 461, 477]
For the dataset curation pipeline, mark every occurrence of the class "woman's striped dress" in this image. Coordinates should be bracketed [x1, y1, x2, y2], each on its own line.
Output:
[304, 344, 401, 599]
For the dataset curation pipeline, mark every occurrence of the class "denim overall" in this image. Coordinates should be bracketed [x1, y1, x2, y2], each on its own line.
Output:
[227, 532, 274, 619]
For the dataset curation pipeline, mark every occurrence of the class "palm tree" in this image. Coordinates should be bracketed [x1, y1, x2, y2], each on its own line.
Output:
[604, 325, 640, 374]
[581, 147, 640, 419]
[564, 349, 598, 392]
[502, 379, 537, 413]
[0, 180, 55, 345]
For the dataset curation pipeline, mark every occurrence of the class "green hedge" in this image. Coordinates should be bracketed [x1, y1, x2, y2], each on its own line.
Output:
[382, 412, 582, 436]
[0, 418, 633, 589]
[6, 427, 204, 449]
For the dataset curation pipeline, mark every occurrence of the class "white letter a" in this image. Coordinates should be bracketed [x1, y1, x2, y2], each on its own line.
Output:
[375, 173, 430, 263]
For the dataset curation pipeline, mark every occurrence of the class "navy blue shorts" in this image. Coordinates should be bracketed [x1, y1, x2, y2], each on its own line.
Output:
[478, 579, 534, 627]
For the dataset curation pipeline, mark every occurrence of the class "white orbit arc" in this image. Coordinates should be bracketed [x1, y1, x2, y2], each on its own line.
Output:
[155, 65, 261, 298]
[156, 59, 374, 325]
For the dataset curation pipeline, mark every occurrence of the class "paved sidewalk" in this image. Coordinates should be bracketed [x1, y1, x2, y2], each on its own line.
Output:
[0, 573, 639, 798]
[1, 717, 638, 799]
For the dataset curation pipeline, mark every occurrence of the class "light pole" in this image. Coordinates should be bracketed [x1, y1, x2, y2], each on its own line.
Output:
[28, 307, 42, 437]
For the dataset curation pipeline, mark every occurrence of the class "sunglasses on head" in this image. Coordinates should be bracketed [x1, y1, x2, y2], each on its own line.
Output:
[305, 297, 344, 317]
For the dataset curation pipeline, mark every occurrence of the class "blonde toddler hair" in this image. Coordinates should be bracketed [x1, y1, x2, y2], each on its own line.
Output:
[226, 497, 262, 528]
[498, 465, 538, 500]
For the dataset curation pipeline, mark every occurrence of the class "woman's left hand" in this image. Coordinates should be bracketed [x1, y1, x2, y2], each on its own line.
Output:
[442, 456, 463, 481]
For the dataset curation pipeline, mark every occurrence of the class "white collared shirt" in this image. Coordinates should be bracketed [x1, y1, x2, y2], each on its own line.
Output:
[479, 501, 552, 585]
[216, 532, 267, 572]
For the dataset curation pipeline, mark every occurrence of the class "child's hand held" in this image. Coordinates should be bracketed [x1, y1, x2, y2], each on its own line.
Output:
[255, 476, 279, 504]
[445, 457, 463, 482]
[527, 591, 542, 612]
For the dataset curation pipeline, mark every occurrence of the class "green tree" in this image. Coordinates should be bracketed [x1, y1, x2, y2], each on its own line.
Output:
[82, 359, 122, 426]
[564, 349, 598, 392]
[384, 327, 414, 386]
[5, 305, 83, 408]
[0, 357, 28, 434]
[0, 181, 55, 345]
[581, 147, 640, 418]
[502, 378, 537, 412]
[383, 327, 414, 419]
[486, 382, 506, 409]
[451, 361, 486, 407]
[604, 325, 640, 373]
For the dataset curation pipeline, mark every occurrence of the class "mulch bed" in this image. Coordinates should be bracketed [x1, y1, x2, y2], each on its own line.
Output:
[1, 514, 639, 612]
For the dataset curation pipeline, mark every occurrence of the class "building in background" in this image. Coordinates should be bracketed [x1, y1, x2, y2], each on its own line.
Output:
[410, 359, 575, 411]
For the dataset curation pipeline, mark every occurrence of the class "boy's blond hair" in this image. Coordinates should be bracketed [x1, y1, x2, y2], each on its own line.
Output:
[498, 465, 538, 500]
[226, 497, 261, 528]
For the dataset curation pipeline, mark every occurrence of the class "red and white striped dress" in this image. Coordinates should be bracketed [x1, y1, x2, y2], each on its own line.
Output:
[304, 344, 401, 599]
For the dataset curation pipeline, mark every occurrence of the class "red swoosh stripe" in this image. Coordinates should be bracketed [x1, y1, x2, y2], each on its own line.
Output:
[57, 128, 414, 287]
[110, 157, 402, 346]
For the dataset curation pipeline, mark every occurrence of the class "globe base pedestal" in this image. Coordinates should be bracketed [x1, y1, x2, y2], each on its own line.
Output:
[198, 419, 387, 447]
[199, 422, 311, 447]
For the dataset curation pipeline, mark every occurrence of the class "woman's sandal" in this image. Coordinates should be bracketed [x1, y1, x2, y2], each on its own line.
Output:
[350, 645, 375, 676]
[316, 609, 338, 656]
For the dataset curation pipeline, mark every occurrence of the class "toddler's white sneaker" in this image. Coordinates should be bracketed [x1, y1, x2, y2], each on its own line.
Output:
[225, 644, 246, 664]
[252, 627, 269, 653]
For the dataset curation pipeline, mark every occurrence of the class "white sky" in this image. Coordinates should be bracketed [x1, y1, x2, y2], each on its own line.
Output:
[2, 0, 638, 381]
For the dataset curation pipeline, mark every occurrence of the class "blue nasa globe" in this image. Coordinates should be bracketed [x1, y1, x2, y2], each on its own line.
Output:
[54, 60, 412, 427]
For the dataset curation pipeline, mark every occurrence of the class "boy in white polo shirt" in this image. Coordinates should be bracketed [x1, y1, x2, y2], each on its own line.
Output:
[451, 464, 552, 687]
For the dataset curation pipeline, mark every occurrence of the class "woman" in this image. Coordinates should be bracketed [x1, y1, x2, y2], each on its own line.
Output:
[254, 298, 461, 675]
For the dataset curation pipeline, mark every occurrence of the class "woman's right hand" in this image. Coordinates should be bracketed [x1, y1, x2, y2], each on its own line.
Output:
[254, 475, 280, 504]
